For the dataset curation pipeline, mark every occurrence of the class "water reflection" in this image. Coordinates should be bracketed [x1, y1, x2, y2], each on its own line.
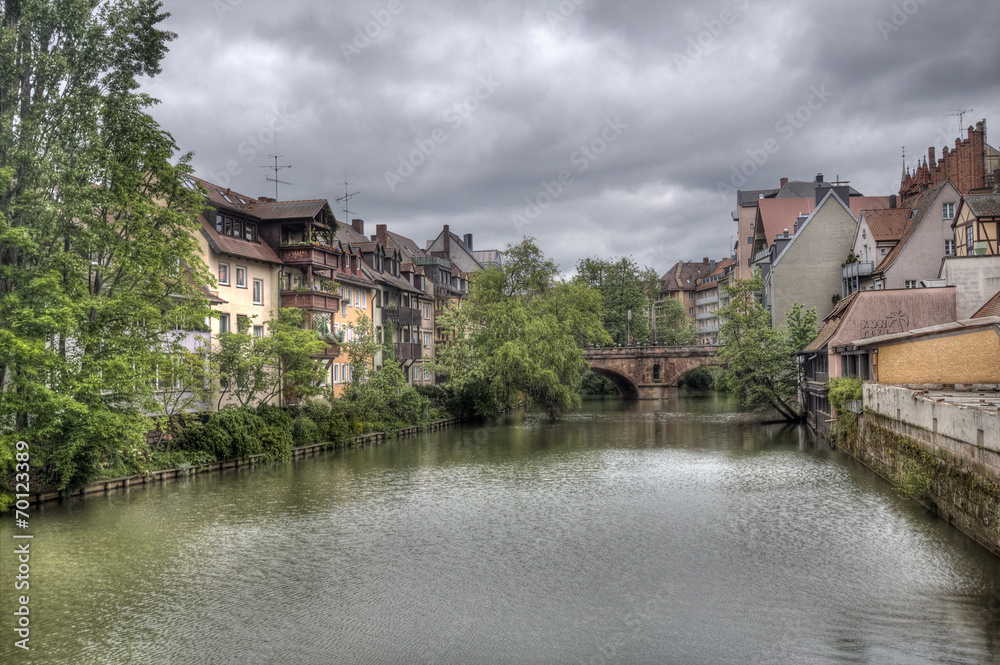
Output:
[2, 390, 999, 664]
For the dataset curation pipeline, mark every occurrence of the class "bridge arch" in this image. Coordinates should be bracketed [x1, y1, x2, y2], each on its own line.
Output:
[581, 345, 721, 399]
[587, 367, 639, 399]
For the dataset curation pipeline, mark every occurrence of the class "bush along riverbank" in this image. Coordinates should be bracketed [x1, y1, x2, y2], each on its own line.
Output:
[21, 401, 462, 507]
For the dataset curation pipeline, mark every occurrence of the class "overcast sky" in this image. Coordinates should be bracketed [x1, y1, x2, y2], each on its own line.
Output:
[143, 0, 1000, 276]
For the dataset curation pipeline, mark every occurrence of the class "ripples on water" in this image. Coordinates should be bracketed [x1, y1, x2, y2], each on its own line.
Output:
[2, 393, 999, 664]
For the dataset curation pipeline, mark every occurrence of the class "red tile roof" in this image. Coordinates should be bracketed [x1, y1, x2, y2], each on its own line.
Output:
[973, 289, 1000, 318]
[861, 208, 913, 242]
[757, 196, 892, 246]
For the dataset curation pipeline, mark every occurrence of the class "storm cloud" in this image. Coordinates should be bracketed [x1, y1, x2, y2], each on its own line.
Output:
[143, 0, 1000, 274]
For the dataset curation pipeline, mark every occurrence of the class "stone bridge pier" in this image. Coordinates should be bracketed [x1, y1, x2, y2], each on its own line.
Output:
[582, 345, 721, 399]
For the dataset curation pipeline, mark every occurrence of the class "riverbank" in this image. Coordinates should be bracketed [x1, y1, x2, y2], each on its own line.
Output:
[833, 384, 1000, 559]
[24, 415, 465, 507]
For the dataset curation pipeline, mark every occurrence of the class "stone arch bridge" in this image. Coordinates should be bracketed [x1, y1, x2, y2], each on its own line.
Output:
[582, 345, 722, 399]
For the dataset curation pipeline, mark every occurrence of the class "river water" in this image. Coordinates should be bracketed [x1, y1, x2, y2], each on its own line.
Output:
[2, 392, 1000, 664]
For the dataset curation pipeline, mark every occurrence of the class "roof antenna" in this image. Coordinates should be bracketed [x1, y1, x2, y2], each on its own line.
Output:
[337, 168, 360, 225]
[945, 108, 973, 137]
[260, 136, 291, 199]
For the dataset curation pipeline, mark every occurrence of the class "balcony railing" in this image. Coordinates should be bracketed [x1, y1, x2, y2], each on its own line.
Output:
[841, 262, 874, 279]
[752, 247, 772, 264]
[280, 244, 340, 269]
[384, 306, 420, 326]
[395, 342, 422, 360]
[697, 324, 719, 333]
[694, 311, 716, 321]
[280, 290, 341, 312]
[694, 294, 719, 307]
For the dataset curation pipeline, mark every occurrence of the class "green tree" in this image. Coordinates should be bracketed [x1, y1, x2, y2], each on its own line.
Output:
[716, 273, 816, 421]
[0, 0, 214, 494]
[433, 237, 611, 420]
[652, 296, 697, 346]
[574, 256, 656, 344]
[213, 308, 327, 410]
[343, 312, 382, 385]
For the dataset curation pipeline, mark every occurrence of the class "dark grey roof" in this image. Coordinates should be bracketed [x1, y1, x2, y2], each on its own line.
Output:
[738, 189, 779, 206]
[775, 180, 862, 198]
[965, 193, 1000, 218]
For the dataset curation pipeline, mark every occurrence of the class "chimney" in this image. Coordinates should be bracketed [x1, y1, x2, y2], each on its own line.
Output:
[815, 173, 824, 183]
[783, 228, 789, 238]
[927, 146, 935, 167]
[779, 177, 788, 187]
[814, 182, 832, 206]
[443, 225, 450, 256]
[464, 233, 473, 251]
[352, 218, 364, 235]
[376, 224, 387, 245]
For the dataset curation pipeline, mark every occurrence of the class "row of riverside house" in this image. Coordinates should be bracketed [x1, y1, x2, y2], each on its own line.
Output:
[186, 174, 501, 408]
[657, 120, 1000, 439]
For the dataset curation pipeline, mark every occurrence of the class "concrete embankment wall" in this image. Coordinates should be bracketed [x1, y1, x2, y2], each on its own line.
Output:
[837, 384, 1000, 558]
[26, 417, 465, 507]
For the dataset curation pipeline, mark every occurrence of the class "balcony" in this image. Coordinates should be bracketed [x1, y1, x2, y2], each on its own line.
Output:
[841, 262, 874, 279]
[280, 290, 341, 312]
[698, 323, 719, 333]
[384, 306, 420, 326]
[395, 342, 422, 361]
[752, 247, 772, 264]
[279, 244, 340, 269]
[695, 311, 716, 321]
[694, 294, 718, 307]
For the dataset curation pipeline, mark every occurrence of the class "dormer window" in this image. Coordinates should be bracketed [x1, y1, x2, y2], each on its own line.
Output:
[215, 214, 257, 242]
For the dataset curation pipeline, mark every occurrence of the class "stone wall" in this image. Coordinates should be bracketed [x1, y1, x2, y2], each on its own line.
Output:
[836, 384, 1000, 557]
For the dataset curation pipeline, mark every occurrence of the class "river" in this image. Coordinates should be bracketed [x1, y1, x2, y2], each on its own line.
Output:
[2, 392, 1000, 664]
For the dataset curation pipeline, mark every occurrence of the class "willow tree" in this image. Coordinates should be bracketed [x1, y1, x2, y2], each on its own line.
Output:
[716, 273, 816, 422]
[0, 0, 213, 495]
[433, 237, 610, 420]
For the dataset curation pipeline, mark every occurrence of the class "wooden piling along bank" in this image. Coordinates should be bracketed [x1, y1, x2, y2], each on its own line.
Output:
[26, 417, 465, 507]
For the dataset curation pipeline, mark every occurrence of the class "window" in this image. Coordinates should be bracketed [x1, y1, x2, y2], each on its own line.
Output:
[746, 236, 752, 244]
[689, 307, 694, 315]
[333, 364, 339, 384]
[218, 262, 230, 285]
[236, 266, 247, 288]
[423, 368, 430, 381]
[354, 290, 360, 308]
[361, 290, 367, 310]
[412, 366, 419, 381]
[253, 325, 264, 338]
[945, 239, 955, 256]
[253, 278, 263, 305]
[423, 304, 430, 319]
[942, 202, 955, 220]
[423, 332, 431, 347]
[347, 288, 353, 307]
[904, 280, 918, 289]
[967, 227, 975, 252]
[219, 313, 230, 333]
[236, 314, 250, 332]
[342, 364, 350, 383]
[341, 299, 348, 316]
